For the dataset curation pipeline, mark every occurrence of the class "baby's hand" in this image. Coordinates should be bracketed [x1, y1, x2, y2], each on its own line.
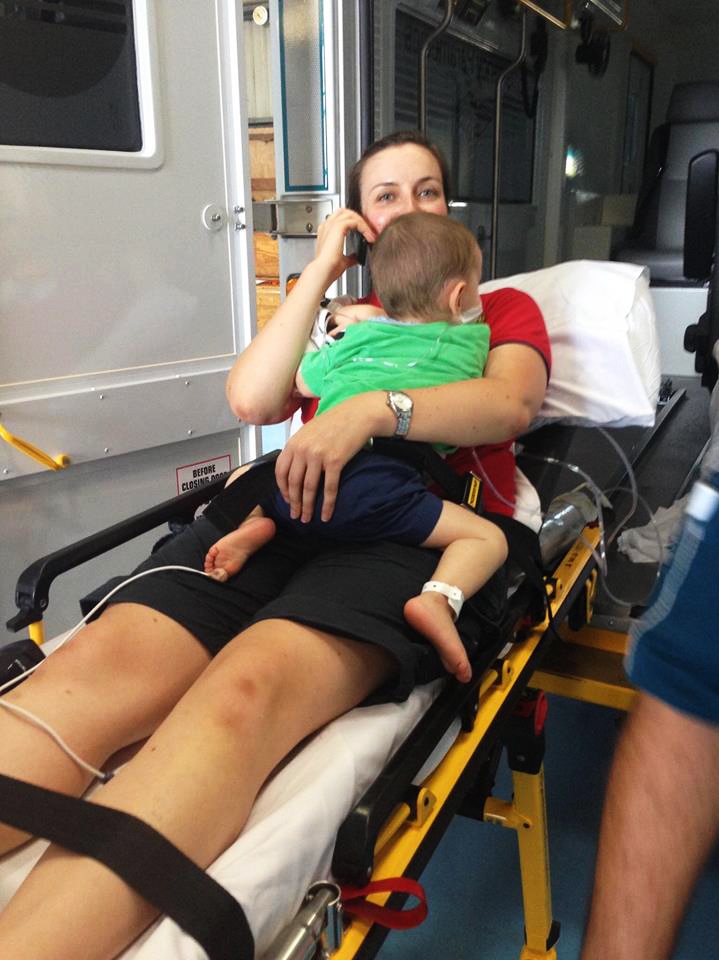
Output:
[328, 303, 384, 337]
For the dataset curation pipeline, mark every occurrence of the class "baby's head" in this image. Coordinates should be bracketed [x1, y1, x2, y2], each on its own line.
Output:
[369, 212, 483, 324]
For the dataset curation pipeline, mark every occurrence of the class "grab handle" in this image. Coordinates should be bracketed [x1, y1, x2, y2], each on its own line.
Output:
[0, 419, 70, 471]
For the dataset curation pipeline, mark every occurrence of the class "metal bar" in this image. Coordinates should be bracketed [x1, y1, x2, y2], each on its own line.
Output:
[358, 0, 374, 153]
[266, 882, 342, 960]
[490, 9, 528, 279]
[418, 0, 455, 134]
[517, 0, 572, 30]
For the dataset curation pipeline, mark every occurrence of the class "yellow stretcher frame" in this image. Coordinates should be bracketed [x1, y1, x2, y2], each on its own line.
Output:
[334, 524, 605, 960]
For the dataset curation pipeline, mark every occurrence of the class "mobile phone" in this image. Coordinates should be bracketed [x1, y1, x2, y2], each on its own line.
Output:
[346, 229, 368, 266]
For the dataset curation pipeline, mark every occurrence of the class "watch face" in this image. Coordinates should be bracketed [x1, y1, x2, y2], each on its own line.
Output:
[391, 392, 412, 413]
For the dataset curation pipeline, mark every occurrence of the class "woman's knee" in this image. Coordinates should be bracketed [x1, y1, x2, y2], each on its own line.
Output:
[197, 643, 286, 732]
[54, 604, 209, 684]
[197, 621, 394, 736]
[10, 604, 212, 739]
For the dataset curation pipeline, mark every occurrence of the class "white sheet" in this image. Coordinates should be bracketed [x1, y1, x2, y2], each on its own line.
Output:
[0, 677, 442, 959]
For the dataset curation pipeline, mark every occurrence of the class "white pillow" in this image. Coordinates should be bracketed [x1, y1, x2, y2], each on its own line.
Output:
[480, 260, 661, 429]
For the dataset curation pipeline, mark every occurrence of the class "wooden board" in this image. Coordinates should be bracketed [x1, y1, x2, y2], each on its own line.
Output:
[253, 232, 279, 279]
[256, 280, 280, 330]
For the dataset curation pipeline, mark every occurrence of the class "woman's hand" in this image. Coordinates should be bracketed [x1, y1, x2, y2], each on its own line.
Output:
[315, 208, 376, 287]
[275, 393, 384, 523]
[226, 209, 375, 425]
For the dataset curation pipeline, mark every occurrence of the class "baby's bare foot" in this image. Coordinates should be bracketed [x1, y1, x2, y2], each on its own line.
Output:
[404, 593, 471, 683]
[204, 516, 276, 581]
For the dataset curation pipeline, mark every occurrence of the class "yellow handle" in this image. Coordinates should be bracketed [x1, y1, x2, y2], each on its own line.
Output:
[0, 421, 70, 471]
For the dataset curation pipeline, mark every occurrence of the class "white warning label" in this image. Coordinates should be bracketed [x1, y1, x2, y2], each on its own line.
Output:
[176, 455, 232, 494]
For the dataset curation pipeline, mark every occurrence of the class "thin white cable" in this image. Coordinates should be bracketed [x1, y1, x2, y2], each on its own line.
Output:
[581, 485, 664, 608]
[0, 564, 213, 783]
[604, 485, 665, 573]
[0, 700, 112, 782]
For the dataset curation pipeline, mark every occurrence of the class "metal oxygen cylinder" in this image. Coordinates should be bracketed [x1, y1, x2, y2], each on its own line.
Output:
[539, 485, 599, 566]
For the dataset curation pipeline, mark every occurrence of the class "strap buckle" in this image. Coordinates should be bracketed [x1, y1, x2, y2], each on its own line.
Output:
[462, 471, 483, 515]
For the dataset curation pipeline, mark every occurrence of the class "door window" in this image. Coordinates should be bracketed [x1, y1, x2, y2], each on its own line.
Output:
[0, 0, 141, 152]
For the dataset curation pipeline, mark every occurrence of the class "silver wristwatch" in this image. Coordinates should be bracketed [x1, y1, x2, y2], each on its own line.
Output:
[386, 390, 413, 439]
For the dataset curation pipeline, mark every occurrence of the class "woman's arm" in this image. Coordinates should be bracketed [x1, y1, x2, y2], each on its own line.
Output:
[294, 364, 318, 399]
[395, 342, 547, 447]
[276, 341, 547, 522]
[226, 209, 376, 424]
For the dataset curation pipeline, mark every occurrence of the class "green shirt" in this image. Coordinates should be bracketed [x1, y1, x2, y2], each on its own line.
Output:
[299, 318, 489, 453]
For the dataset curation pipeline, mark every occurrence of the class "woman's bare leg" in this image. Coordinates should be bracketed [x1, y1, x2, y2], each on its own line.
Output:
[0, 603, 211, 854]
[0, 621, 394, 960]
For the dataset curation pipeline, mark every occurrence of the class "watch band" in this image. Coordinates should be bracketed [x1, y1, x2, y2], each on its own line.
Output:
[421, 581, 465, 620]
[386, 391, 412, 438]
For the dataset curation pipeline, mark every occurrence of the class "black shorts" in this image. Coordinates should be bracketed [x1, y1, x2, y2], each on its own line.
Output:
[85, 516, 508, 703]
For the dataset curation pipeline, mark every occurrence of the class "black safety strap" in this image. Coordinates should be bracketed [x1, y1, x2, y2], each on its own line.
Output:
[0, 774, 254, 960]
[487, 512, 558, 634]
[203, 450, 280, 536]
[202, 440, 468, 536]
[370, 438, 466, 503]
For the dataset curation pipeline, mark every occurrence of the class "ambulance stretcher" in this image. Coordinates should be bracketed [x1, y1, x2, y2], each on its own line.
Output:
[1, 260, 686, 959]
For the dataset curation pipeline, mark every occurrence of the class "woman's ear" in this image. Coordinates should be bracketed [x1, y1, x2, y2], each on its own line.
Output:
[446, 278, 467, 319]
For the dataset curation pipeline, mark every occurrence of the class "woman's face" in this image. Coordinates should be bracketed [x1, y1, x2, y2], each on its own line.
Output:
[359, 143, 448, 235]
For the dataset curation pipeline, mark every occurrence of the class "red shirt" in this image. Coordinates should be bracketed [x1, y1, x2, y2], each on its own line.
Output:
[301, 286, 551, 517]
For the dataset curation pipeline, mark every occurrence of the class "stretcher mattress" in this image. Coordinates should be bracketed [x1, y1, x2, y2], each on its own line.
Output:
[0, 666, 444, 959]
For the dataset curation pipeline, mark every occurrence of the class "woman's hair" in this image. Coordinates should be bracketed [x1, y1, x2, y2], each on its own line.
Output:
[369, 212, 479, 322]
[346, 131, 451, 214]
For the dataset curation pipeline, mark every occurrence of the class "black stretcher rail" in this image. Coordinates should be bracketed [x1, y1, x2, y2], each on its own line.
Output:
[7, 451, 285, 633]
[6, 474, 226, 633]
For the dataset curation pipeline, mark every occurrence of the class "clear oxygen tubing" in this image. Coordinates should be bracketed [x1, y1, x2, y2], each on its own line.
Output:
[470, 443, 610, 564]
[590, 485, 664, 608]
[585, 427, 663, 606]
[0, 565, 214, 783]
[596, 427, 639, 546]
[471, 430, 664, 607]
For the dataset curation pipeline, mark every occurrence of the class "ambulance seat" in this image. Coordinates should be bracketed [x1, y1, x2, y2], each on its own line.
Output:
[615, 80, 719, 286]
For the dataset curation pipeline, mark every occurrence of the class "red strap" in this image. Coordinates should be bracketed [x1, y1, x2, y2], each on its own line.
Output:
[340, 877, 428, 930]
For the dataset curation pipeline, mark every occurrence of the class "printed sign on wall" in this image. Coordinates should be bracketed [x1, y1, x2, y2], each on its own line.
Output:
[176, 455, 232, 494]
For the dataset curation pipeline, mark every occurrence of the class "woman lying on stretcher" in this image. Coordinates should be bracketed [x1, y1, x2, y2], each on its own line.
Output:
[0, 130, 549, 960]
[204, 212, 508, 684]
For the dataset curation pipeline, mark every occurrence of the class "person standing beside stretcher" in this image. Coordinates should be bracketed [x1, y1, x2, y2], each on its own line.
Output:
[204, 212, 508, 684]
[0, 131, 550, 960]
